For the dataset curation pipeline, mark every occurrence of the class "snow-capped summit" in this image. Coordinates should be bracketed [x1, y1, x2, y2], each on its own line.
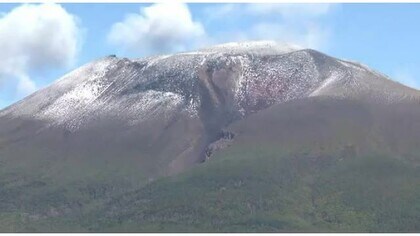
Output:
[2, 41, 418, 130]
[196, 40, 303, 55]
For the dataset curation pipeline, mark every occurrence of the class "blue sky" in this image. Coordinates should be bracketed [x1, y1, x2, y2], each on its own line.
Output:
[0, 3, 419, 109]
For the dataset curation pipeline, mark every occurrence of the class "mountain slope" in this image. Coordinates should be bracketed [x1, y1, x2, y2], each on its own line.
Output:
[0, 41, 419, 232]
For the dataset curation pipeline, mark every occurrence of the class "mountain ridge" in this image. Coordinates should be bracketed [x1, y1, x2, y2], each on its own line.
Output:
[1, 41, 420, 175]
[0, 41, 419, 232]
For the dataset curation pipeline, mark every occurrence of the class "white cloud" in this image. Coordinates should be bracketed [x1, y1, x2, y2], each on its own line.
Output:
[205, 3, 333, 20]
[108, 3, 336, 56]
[393, 69, 420, 90]
[204, 3, 336, 50]
[16, 74, 37, 97]
[108, 3, 206, 55]
[246, 3, 333, 19]
[0, 3, 82, 98]
[245, 22, 330, 49]
[203, 4, 241, 22]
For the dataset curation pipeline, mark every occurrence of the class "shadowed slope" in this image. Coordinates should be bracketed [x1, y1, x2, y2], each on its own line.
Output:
[89, 98, 420, 232]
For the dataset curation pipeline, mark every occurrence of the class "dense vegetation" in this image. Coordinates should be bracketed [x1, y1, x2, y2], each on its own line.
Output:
[84, 144, 419, 232]
[0, 144, 419, 232]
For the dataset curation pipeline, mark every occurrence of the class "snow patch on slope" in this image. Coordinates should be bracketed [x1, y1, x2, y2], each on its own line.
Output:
[0, 56, 119, 119]
[35, 57, 121, 124]
[309, 70, 343, 97]
[39, 77, 113, 123]
[124, 90, 184, 126]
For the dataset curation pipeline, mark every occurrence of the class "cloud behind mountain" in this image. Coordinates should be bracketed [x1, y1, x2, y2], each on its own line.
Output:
[0, 3, 83, 98]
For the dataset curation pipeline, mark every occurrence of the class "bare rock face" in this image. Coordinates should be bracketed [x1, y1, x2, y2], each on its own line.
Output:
[0, 41, 419, 179]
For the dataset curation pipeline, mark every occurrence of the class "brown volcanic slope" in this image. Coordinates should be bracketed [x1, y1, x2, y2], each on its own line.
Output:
[0, 41, 419, 232]
[91, 98, 420, 232]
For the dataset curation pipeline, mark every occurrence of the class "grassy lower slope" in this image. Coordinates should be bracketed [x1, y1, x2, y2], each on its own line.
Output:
[1, 97, 419, 232]
[87, 98, 420, 232]
[89, 144, 420, 232]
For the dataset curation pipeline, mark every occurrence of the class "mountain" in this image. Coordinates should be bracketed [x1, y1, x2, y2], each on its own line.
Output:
[0, 41, 419, 232]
